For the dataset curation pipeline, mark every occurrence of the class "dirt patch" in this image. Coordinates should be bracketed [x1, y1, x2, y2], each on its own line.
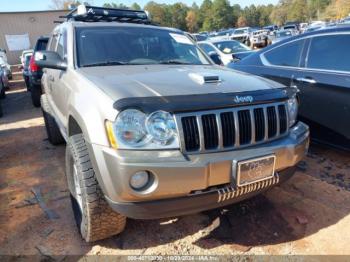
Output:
[1, 80, 350, 257]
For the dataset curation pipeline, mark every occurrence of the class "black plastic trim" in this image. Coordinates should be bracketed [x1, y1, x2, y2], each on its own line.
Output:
[113, 88, 297, 114]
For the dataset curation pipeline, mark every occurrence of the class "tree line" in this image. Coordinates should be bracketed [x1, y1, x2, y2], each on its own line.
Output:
[51, 0, 350, 32]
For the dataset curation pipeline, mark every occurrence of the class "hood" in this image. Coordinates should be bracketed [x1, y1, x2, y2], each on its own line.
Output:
[233, 51, 255, 61]
[78, 65, 284, 101]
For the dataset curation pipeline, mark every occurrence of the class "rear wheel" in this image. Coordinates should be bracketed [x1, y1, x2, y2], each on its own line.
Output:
[31, 84, 42, 107]
[41, 95, 65, 145]
[66, 134, 126, 242]
[24, 76, 30, 91]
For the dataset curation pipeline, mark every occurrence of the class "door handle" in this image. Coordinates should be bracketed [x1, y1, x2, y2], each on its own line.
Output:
[296, 77, 317, 84]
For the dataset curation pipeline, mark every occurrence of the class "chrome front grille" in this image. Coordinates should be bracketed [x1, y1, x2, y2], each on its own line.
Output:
[176, 102, 289, 154]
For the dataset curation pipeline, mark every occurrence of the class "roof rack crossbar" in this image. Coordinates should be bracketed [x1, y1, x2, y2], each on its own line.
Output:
[61, 5, 151, 24]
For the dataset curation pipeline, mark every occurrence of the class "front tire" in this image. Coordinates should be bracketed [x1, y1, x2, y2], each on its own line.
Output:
[41, 95, 65, 145]
[66, 134, 126, 242]
[31, 84, 42, 107]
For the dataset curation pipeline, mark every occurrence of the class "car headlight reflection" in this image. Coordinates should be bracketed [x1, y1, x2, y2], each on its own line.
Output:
[287, 96, 298, 127]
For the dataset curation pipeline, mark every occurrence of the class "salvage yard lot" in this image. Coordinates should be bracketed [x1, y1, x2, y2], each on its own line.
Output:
[0, 75, 350, 257]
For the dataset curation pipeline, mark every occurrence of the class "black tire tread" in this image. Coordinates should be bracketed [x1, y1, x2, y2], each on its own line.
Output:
[67, 134, 126, 242]
[41, 95, 65, 145]
[31, 84, 41, 107]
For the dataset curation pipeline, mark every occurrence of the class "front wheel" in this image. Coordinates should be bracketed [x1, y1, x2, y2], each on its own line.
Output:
[65, 134, 126, 242]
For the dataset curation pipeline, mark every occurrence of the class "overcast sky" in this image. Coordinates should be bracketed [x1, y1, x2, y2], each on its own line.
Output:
[1, 0, 279, 12]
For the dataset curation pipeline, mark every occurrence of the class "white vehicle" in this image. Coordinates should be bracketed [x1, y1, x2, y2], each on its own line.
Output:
[299, 23, 308, 33]
[0, 49, 8, 63]
[198, 39, 253, 65]
[250, 30, 269, 48]
[20, 49, 34, 66]
[0, 57, 12, 80]
[232, 27, 254, 46]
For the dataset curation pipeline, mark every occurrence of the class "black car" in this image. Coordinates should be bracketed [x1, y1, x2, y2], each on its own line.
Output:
[29, 36, 49, 107]
[228, 26, 350, 150]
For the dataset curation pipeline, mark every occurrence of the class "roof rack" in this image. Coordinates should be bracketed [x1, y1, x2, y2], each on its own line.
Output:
[59, 5, 151, 24]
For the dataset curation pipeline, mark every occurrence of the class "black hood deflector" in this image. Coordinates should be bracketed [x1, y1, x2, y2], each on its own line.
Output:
[113, 87, 296, 114]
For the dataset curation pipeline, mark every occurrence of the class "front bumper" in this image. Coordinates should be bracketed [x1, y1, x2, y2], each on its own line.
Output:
[106, 167, 295, 219]
[87, 121, 309, 218]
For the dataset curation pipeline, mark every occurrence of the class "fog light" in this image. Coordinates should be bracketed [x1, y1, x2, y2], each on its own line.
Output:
[130, 171, 149, 190]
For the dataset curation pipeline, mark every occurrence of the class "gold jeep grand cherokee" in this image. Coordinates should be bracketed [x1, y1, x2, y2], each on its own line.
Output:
[35, 5, 310, 242]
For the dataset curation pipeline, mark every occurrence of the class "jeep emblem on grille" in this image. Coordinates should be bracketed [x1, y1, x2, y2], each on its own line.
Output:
[234, 95, 254, 103]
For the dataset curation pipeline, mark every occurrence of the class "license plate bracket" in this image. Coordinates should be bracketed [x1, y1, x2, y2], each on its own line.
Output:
[236, 155, 276, 187]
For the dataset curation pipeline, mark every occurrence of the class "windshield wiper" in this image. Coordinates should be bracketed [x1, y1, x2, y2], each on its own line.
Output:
[82, 61, 128, 67]
[159, 60, 191, 65]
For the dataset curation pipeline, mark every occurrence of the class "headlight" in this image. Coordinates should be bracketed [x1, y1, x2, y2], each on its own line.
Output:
[107, 109, 179, 149]
[114, 109, 148, 147]
[287, 96, 298, 127]
[146, 111, 177, 144]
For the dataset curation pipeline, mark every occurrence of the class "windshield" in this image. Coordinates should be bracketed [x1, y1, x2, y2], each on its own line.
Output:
[76, 27, 211, 67]
[277, 31, 292, 38]
[213, 41, 250, 54]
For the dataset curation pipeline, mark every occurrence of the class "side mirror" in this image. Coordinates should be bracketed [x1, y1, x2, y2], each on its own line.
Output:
[35, 51, 67, 71]
[208, 51, 223, 66]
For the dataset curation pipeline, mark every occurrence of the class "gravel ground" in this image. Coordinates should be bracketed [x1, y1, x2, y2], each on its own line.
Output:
[0, 73, 350, 258]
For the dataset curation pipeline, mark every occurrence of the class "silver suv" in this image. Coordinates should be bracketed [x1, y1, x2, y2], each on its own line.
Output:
[36, 6, 310, 242]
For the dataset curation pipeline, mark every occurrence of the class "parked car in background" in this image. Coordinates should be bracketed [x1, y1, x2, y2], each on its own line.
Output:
[342, 17, 350, 24]
[0, 83, 3, 117]
[229, 26, 350, 150]
[0, 67, 8, 117]
[271, 30, 298, 44]
[250, 29, 269, 48]
[0, 56, 12, 80]
[264, 25, 279, 32]
[191, 33, 208, 42]
[198, 39, 253, 65]
[0, 66, 8, 98]
[282, 24, 299, 32]
[283, 21, 300, 31]
[232, 27, 254, 46]
[29, 36, 49, 107]
[20, 49, 33, 66]
[209, 29, 235, 41]
[0, 48, 8, 63]
[299, 23, 308, 33]
[22, 54, 32, 90]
